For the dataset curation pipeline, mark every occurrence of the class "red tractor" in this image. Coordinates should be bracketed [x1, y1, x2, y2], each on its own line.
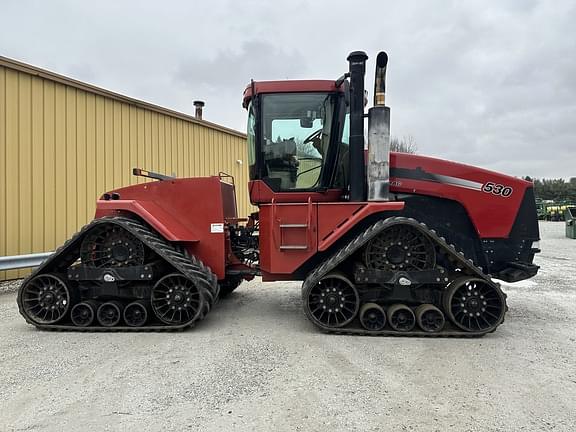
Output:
[18, 51, 540, 336]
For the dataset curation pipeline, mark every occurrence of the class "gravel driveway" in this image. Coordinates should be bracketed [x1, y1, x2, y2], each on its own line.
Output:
[0, 221, 574, 431]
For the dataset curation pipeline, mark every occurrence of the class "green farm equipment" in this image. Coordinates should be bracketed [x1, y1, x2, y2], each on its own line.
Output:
[566, 207, 576, 239]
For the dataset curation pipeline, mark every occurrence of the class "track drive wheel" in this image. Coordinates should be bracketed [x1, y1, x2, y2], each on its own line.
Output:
[363, 224, 436, 271]
[19, 274, 70, 324]
[151, 273, 204, 326]
[303, 273, 359, 329]
[80, 224, 145, 268]
[443, 277, 506, 332]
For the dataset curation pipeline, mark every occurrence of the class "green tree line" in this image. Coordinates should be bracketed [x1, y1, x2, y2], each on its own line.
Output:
[524, 177, 576, 201]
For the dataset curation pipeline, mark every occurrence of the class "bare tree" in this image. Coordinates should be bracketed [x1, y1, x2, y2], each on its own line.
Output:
[390, 135, 418, 153]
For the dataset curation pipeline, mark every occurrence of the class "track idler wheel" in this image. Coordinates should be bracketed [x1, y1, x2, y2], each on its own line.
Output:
[303, 273, 359, 329]
[443, 277, 506, 332]
[97, 301, 123, 327]
[71, 301, 99, 327]
[359, 303, 386, 331]
[415, 304, 445, 332]
[123, 301, 149, 327]
[151, 273, 204, 326]
[20, 274, 70, 324]
[388, 304, 416, 332]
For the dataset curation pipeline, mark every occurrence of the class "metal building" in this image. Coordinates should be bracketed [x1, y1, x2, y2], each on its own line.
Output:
[0, 56, 250, 280]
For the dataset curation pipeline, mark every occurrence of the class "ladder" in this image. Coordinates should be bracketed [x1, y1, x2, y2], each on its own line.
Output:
[272, 198, 314, 251]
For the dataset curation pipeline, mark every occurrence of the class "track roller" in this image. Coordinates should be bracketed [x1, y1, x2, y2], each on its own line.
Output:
[359, 303, 386, 331]
[71, 301, 99, 327]
[19, 274, 70, 324]
[303, 272, 359, 329]
[97, 301, 123, 327]
[387, 304, 416, 332]
[443, 277, 506, 332]
[415, 304, 445, 332]
[123, 301, 149, 327]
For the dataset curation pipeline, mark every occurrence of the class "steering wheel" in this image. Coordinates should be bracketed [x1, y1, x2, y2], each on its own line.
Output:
[303, 128, 323, 144]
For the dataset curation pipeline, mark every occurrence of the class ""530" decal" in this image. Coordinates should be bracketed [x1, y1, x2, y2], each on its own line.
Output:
[482, 182, 513, 197]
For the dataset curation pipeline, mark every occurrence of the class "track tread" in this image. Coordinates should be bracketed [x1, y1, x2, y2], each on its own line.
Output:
[302, 216, 506, 337]
[17, 216, 218, 332]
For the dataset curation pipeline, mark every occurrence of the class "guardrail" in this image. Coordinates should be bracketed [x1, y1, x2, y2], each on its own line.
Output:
[0, 252, 53, 271]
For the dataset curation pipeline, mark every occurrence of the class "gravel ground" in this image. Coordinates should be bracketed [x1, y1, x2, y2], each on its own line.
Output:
[0, 221, 575, 432]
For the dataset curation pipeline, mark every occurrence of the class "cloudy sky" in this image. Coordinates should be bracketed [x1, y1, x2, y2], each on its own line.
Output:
[2, 0, 575, 179]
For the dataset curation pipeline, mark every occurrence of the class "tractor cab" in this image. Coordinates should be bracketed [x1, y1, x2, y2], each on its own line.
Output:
[243, 81, 349, 201]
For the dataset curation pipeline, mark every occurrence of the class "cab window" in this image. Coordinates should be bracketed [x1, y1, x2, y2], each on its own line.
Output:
[260, 93, 335, 191]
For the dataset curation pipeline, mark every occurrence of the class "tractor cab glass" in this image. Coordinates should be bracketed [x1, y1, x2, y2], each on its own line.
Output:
[248, 92, 341, 191]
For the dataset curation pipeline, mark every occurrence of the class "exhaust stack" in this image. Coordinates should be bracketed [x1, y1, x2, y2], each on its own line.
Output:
[367, 51, 391, 201]
[347, 51, 369, 202]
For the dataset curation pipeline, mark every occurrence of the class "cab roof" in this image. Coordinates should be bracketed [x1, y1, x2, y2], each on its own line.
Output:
[242, 80, 343, 108]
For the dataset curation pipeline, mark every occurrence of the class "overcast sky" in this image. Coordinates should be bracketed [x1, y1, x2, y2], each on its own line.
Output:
[2, 0, 575, 179]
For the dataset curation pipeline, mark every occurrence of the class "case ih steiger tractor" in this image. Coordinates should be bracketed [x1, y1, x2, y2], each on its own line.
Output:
[18, 51, 540, 336]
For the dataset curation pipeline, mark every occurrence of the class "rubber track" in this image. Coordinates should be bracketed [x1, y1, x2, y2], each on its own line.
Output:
[17, 216, 219, 332]
[302, 216, 507, 337]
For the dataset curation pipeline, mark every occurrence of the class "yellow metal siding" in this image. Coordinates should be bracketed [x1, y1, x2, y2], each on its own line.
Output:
[0, 64, 251, 280]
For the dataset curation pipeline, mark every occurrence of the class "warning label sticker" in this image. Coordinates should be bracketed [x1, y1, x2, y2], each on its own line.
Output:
[210, 223, 224, 233]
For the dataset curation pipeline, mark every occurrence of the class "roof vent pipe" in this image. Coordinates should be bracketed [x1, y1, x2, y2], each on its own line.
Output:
[193, 100, 205, 120]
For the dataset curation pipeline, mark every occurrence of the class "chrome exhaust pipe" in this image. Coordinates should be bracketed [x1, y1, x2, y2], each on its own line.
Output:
[367, 51, 391, 202]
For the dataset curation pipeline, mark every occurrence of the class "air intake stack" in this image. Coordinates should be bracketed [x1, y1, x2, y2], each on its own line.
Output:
[367, 52, 391, 201]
